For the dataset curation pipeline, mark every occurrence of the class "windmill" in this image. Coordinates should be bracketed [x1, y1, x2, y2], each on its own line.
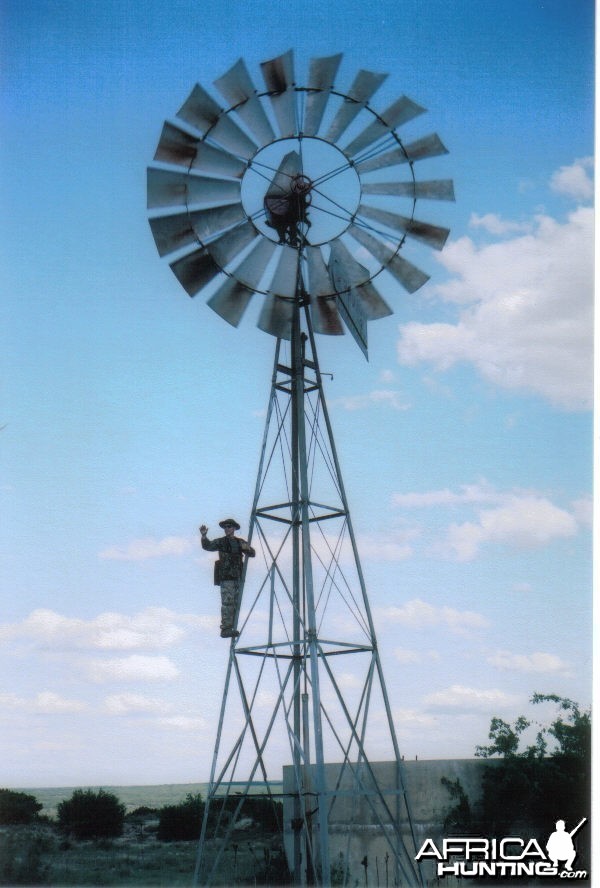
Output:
[147, 50, 453, 887]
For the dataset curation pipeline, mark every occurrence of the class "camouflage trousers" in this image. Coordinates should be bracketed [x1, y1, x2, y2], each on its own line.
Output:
[220, 580, 240, 632]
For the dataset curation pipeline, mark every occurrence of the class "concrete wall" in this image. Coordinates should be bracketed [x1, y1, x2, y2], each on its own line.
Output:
[282, 759, 495, 886]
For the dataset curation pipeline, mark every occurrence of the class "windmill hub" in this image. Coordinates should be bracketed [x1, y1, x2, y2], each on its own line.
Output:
[241, 136, 361, 246]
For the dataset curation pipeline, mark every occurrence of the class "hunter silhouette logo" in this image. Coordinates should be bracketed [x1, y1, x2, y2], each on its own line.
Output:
[546, 818, 587, 872]
[415, 816, 588, 879]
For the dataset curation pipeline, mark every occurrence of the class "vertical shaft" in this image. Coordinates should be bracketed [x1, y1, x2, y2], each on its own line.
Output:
[291, 309, 303, 884]
[291, 290, 331, 886]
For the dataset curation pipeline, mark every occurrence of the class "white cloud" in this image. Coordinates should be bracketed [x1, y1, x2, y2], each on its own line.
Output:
[392, 482, 583, 561]
[86, 655, 179, 683]
[423, 684, 518, 712]
[550, 156, 594, 201]
[103, 693, 171, 715]
[358, 529, 419, 561]
[0, 691, 87, 714]
[0, 607, 211, 650]
[487, 650, 569, 674]
[393, 708, 438, 728]
[157, 716, 208, 730]
[470, 212, 531, 235]
[571, 495, 593, 526]
[393, 648, 421, 665]
[392, 481, 497, 509]
[328, 390, 410, 411]
[99, 536, 193, 561]
[443, 494, 577, 561]
[378, 599, 489, 634]
[393, 647, 440, 665]
[397, 205, 593, 411]
[335, 672, 365, 690]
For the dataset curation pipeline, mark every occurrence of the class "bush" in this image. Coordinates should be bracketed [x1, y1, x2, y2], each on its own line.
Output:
[157, 793, 204, 841]
[156, 791, 284, 843]
[57, 789, 125, 840]
[126, 805, 158, 819]
[0, 789, 42, 825]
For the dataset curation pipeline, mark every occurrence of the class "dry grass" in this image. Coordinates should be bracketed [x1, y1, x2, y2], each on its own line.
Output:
[0, 819, 290, 886]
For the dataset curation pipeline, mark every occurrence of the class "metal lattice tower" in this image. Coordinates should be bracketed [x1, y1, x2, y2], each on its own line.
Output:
[147, 50, 453, 886]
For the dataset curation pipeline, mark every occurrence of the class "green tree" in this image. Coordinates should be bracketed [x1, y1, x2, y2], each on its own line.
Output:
[57, 788, 125, 840]
[475, 693, 591, 840]
[0, 789, 42, 825]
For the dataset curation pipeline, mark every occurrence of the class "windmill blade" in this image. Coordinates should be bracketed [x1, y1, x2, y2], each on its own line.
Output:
[306, 244, 335, 295]
[177, 83, 257, 160]
[153, 124, 246, 178]
[312, 295, 345, 335]
[169, 247, 222, 297]
[344, 95, 426, 158]
[325, 69, 388, 144]
[207, 238, 276, 326]
[303, 54, 343, 137]
[147, 168, 240, 209]
[228, 237, 277, 289]
[358, 204, 450, 250]
[148, 204, 245, 257]
[328, 239, 392, 318]
[214, 58, 275, 147]
[305, 246, 344, 334]
[208, 221, 258, 267]
[149, 212, 198, 257]
[362, 179, 455, 201]
[168, 223, 256, 302]
[207, 277, 255, 327]
[257, 294, 294, 339]
[153, 122, 199, 167]
[348, 224, 430, 293]
[189, 142, 246, 178]
[356, 133, 449, 174]
[261, 50, 297, 138]
[257, 245, 299, 338]
[269, 245, 299, 298]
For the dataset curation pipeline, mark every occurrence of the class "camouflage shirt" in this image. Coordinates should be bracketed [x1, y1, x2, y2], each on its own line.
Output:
[201, 534, 255, 580]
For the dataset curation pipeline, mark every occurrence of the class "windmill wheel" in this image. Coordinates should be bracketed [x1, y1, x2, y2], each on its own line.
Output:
[147, 50, 454, 350]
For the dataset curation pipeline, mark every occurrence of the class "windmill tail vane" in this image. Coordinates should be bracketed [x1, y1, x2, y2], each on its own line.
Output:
[147, 49, 453, 887]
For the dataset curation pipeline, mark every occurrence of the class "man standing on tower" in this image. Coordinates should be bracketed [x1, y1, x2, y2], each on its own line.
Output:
[199, 519, 255, 638]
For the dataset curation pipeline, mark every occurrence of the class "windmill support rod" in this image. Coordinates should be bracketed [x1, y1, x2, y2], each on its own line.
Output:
[291, 287, 332, 886]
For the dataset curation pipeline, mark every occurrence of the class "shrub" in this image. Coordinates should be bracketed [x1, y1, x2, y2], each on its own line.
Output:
[126, 805, 158, 819]
[157, 793, 204, 841]
[57, 789, 125, 840]
[0, 789, 42, 825]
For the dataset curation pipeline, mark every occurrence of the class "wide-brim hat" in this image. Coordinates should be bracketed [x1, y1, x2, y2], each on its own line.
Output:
[219, 518, 240, 530]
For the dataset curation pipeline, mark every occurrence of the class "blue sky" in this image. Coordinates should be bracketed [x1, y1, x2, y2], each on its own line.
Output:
[0, 0, 594, 787]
